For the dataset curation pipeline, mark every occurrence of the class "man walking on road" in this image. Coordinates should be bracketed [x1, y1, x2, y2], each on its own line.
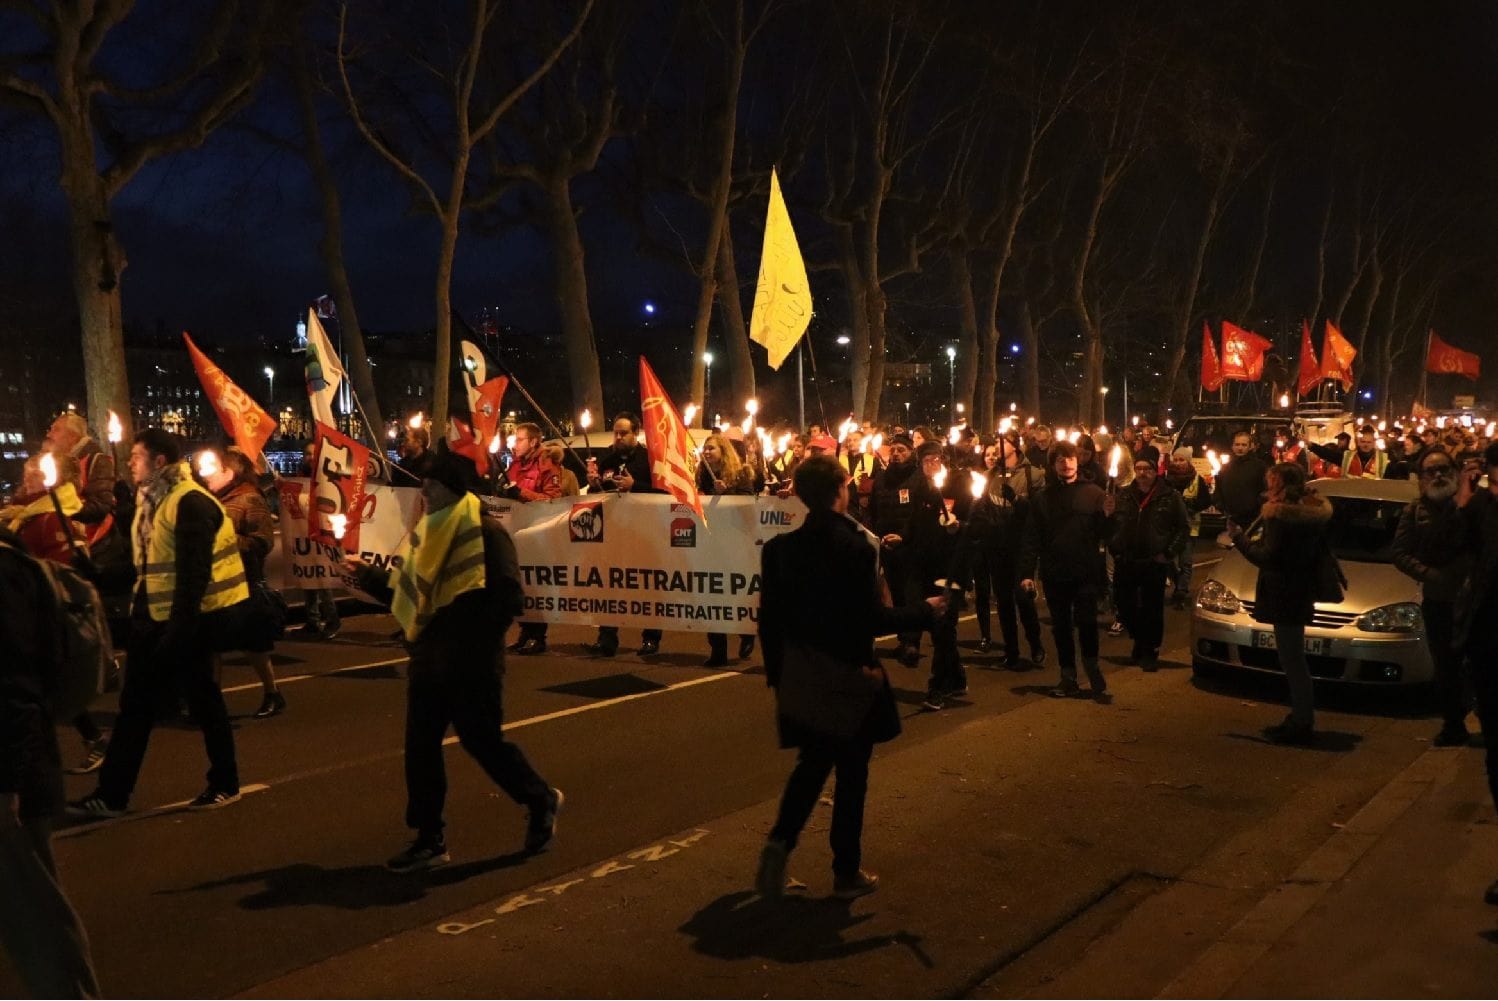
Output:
[1019, 443, 1116, 701]
[1393, 447, 1473, 746]
[755, 456, 944, 900]
[352, 445, 561, 873]
[1110, 458, 1189, 670]
[70, 429, 250, 817]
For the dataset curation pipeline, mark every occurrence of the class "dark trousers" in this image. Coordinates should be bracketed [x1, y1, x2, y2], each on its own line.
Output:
[1423, 600, 1468, 731]
[886, 550, 921, 649]
[98, 615, 238, 806]
[1472, 659, 1498, 810]
[768, 740, 873, 877]
[0, 819, 100, 998]
[974, 547, 1042, 654]
[1044, 579, 1105, 690]
[404, 643, 550, 838]
[1114, 559, 1169, 656]
[518, 622, 548, 641]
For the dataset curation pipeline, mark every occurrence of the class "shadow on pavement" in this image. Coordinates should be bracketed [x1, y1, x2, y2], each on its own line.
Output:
[1190, 669, 1436, 721]
[157, 863, 429, 911]
[679, 890, 933, 968]
[1224, 730, 1364, 753]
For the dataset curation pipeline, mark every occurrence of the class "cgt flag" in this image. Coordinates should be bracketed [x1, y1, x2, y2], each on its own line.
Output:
[183, 332, 275, 460]
[1201, 323, 1224, 391]
[308, 421, 373, 551]
[1426, 331, 1481, 380]
[1221, 321, 1272, 382]
[1321, 321, 1357, 390]
[748, 168, 812, 370]
[1297, 320, 1322, 396]
[639, 356, 704, 522]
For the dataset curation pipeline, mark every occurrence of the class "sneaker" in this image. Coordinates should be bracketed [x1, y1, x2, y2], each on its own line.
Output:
[921, 692, 945, 711]
[67, 736, 109, 775]
[188, 788, 241, 811]
[703, 654, 730, 668]
[898, 646, 921, 668]
[322, 621, 341, 640]
[976, 637, 992, 653]
[525, 787, 564, 854]
[637, 640, 661, 656]
[1264, 719, 1315, 746]
[1108, 620, 1125, 637]
[517, 638, 547, 656]
[1171, 592, 1190, 610]
[1139, 652, 1159, 672]
[832, 869, 880, 899]
[1050, 681, 1081, 699]
[254, 691, 287, 719]
[386, 836, 450, 873]
[756, 839, 789, 899]
[66, 794, 125, 820]
[1433, 726, 1470, 748]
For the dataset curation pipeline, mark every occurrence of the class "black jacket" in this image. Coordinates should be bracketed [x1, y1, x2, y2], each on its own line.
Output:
[1393, 495, 1471, 603]
[0, 531, 64, 819]
[595, 442, 659, 493]
[1236, 494, 1333, 626]
[1458, 489, 1498, 655]
[1212, 453, 1269, 525]
[1110, 480, 1190, 562]
[167, 491, 227, 626]
[869, 460, 921, 539]
[759, 510, 932, 748]
[1018, 479, 1114, 589]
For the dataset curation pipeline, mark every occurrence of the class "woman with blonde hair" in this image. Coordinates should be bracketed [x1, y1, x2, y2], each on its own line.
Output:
[697, 434, 755, 666]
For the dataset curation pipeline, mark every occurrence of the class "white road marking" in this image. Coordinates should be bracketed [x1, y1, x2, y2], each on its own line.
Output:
[58, 784, 271, 838]
[1193, 558, 1222, 569]
[220, 656, 409, 694]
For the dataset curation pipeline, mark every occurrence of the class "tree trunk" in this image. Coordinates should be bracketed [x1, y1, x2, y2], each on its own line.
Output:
[1016, 299, 1040, 416]
[432, 213, 459, 429]
[1161, 155, 1230, 415]
[544, 177, 604, 415]
[952, 252, 979, 423]
[1072, 172, 1107, 428]
[292, 36, 383, 438]
[974, 259, 1001, 430]
[838, 230, 871, 421]
[716, 232, 754, 404]
[59, 159, 131, 440]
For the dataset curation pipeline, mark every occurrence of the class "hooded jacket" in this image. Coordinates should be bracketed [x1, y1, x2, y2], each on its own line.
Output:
[1393, 494, 1471, 603]
[1236, 492, 1333, 625]
[1109, 478, 1189, 562]
[1018, 478, 1114, 589]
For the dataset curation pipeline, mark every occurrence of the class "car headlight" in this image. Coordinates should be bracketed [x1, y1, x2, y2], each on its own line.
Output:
[1356, 602, 1422, 633]
[1197, 579, 1240, 614]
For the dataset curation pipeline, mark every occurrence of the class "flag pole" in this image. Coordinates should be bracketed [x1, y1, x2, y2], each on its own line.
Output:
[450, 309, 591, 473]
[796, 343, 806, 431]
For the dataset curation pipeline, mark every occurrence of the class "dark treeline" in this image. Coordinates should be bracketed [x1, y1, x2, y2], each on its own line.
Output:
[3, 0, 1495, 432]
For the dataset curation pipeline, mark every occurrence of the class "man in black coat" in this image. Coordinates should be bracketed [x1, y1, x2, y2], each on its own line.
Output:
[1110, 458, 1189, 669]
[868, 434, 923, 663]
[0, 530, 101, 997]
[584, 413, 665, 656]
[756, 456, 943, 901]
[1212, 431, 1269, 529]
[1019, 443, 1117, 700]
[1456, 442, 1498, 905]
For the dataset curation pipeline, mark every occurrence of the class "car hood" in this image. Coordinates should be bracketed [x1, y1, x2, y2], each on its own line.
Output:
[1207, 550, 1422, 613]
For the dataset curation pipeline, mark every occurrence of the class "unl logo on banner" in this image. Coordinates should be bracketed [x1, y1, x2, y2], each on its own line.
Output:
[670, 516, 696, 548]
[569, 501, 604, 542]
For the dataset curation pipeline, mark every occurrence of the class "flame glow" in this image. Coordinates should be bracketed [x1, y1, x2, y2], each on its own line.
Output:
[40, 451, 57, 489]
[1108, 445, 1121, 479]
[969, 470, 986, 499]
[488, 434, 502, 454]
[196, 450, 221, 479]
[408, 413, 424, 430]
[681, 404, 698, 427]
[506, 434, 516, 451]
[330, 513, 347, 540]
[870, 433, 883, 453]
[579, 409, 592, 430]
[947, 426, 961, 445]
[1206, 450, 1222, 476]
[932, 466, 948, 491]
[745, 398, 759, 417]
[107, 411, 123, 444]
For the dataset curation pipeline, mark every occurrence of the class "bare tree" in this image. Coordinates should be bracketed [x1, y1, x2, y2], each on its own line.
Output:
[336, 0, 594, 426]
[0, 1, 287, 437]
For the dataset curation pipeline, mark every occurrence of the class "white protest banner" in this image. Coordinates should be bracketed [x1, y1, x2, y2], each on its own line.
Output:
[275, 477, 423, 591]
[489, 493, 805, 635]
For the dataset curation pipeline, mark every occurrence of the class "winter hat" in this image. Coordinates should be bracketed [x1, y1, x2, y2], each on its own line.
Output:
[888, 432, 914, 449]
[915, 441, 945, 461]
[426, 440, 479, 497]
[1171, 446, 1193, 461]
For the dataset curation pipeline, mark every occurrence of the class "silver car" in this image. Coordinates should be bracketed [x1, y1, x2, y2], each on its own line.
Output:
[1190, 476, 1432, 686]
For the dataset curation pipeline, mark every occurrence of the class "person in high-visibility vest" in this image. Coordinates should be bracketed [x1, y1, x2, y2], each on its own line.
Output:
[69, 428, 250, 819]
[1310, 426, 1389, 479]
[350, 443, 561, 873]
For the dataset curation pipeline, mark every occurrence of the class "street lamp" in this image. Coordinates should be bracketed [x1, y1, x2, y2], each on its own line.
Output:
[945, 345, 956, 416]
[703, 352, 714, 422]
[1100, 385, 1110, 426]
[264, 366, 275, 408]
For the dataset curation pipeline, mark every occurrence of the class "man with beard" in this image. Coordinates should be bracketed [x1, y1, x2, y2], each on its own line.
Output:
[1109, 458, 1189, 669]
[584, 414, 664, 657]
[396, 424, 435, 480]
[869, 434, 923, 666]
[1162, 447, 1213, 608]
[1019, 443, 1117, 701]
[1024, 425, 1053, 468]
[1134, 426, 1161, 472]
[1394, 447, 1474, 746]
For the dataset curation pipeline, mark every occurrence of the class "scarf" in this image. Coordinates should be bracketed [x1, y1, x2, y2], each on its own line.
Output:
[134, 460, 187, 574]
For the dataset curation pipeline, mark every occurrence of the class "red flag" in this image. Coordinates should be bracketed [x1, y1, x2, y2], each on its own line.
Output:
[470, 376, 509, 447]
[308, 421, 374, 551]
[1426, 331, 1481, 380]
[639, 357, 704, 522]
[1320, 321, 1357, 390]
[183, 332, 275, 460]
[447, 415, 490, 475]
[1201, 323, 1224, 391]
[1221, 321, 1273, 382]
[1297, 320, 1322, 396]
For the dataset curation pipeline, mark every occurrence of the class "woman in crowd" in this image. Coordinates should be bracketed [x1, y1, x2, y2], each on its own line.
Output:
[697, 433, 756, 666]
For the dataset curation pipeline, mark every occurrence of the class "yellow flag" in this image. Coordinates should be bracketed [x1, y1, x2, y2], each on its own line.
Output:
[748, 169, 811, 370]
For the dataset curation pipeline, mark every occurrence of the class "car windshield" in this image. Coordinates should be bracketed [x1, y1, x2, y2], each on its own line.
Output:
[1325, 496, 1404, 564]
[1175, 417, 1282, 456]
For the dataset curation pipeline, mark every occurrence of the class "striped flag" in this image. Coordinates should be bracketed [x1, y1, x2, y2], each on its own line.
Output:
[639, 357, 704, 522]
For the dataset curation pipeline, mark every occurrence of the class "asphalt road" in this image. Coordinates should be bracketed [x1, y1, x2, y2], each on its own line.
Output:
[12, 542, 1445, 998]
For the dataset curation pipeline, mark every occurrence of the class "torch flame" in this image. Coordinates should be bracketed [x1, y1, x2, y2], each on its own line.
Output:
[1165, 418, 1174, 430]
[681, 404, 698, 427]
[330, 513, 347, 541]
[745, 398, 759, 417]
[999, 417, 1013, 435]
[776, 432, 792, 456]
[932, 466, 948, 490]
[947, 426, 961, 445]
[408, 413, 424, 430]
[196, 450, 221, 479]
[870, 433, 883, 453]
[969, 470, 986, 499]
[107, 411, 123, 444]
[488, 434, 502, 454]
[1206, 450, 1222, 476]
[580, 408, 592, 430]
[1108, 445, 1121, 480]
[40, 451, 58, 489]
[740, 415, 753, 434]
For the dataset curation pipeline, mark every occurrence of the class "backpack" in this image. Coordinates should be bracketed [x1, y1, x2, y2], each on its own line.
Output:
[0, 540, 114, 719]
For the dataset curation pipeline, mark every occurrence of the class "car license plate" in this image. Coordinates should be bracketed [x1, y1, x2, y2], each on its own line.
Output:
[1252, 631, 1328, 656]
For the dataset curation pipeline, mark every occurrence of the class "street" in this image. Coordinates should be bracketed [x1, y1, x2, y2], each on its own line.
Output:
[12, 543, 1490, 998]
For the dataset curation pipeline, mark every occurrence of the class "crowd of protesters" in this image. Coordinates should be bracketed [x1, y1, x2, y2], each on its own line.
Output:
[7, 404, 1498, 995]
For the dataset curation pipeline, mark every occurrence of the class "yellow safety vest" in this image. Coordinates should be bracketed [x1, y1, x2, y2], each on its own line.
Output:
[389, 492, 488, 642]
[135, 469, 250, 622]
[1342, 449, 1387, 479]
